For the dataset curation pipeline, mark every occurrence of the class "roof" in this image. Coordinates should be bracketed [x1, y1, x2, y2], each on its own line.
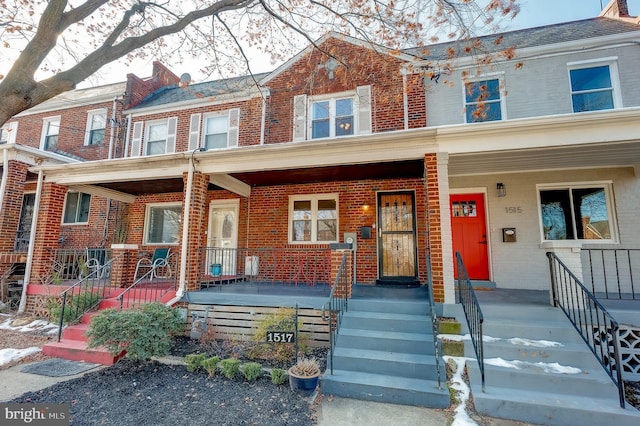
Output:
[403, 17, 640, 61]
[18, 82, 126, 116]
[129, 73, 269, 110]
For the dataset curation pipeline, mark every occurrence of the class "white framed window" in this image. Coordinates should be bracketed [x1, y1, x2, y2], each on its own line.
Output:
[85, 110, 107, 145]
[63, 192, 91, 224]
[537, 183, 617, 242]
[293, 86, 371, 141]
[144, 203, 182, 245]
[145, 121, 168, 155]
[288, 194, 338, 243]
[0, 122, 16, 144]
[568, 58, 621, 113]
[187, 109, 240, 152]
[464, 76, 504, 123]
[41, 116, 60, 151]
[129, 117, 177, 157]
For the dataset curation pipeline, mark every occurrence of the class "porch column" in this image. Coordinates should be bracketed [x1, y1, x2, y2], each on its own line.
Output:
[425, 152, 454, 304]
[0, 160, 29, 252]
[182, 171, 209, 292]
[109, 244, 139, 287]
[29, 182, 67, 284]
[330, 249, 353, 298]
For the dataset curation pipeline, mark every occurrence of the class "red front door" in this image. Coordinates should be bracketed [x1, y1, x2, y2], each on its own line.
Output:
[451, 193, 489, 280]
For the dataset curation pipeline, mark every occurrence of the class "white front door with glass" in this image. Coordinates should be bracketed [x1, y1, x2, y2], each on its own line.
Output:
[208, 200, 239, 276]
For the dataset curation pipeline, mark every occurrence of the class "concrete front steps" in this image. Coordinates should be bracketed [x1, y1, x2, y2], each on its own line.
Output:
[321, 298, 449, 408]
[42, 286, 176, 365]
[464, 303, 640, 426]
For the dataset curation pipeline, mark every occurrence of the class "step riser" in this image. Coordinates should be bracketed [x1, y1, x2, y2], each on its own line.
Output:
[330, 355, 443, 380]
[467, 364, 616, 398]
[348, 300, 429, 315]
[342, 316, 430, 333]
[337, 333, 434, 355]
[42, 344, 121, 366]
[321, 377, 449, 408]
[62, 326, 88, 342]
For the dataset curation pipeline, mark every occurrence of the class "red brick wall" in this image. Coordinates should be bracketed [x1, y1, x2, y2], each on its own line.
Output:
[424, 153, 444, 302]
[0, 161, 29, 252]
[31, 182, 66, 280]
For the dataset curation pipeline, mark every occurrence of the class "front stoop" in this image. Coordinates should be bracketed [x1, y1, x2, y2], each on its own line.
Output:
[42, 288, 176, 366]
[321, 299, 449, 408]
[465, 304, 640, 426]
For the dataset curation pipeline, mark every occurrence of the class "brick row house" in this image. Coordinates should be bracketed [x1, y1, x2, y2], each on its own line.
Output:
[2, 0, 640, 419]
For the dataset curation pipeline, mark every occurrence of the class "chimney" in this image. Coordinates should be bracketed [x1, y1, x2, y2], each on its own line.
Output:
[599, 0, 630, 18]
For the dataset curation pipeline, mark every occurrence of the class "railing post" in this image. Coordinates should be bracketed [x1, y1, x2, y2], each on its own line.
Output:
[109, 244, 138, 287]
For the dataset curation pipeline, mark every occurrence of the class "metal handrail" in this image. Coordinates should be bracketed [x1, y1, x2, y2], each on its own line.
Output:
[455, 252, 485, 392]
[116, 259, 176, 310]
[426, 253, 442, 389]
[321, 252, 349, 375]
[583, 248, 639, 300]
[56, 254, 120, 342]
[547, 252, 626, 408]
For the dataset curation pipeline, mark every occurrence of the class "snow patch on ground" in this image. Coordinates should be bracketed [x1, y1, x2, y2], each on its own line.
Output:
[0, 347, 41, 366]
[0, 318, 58, 335]
[438, 334, 563, 347]
[444, 356, 478, 426]
[485, 357, 582, 374]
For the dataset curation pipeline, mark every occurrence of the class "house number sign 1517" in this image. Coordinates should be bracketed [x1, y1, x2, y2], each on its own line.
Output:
[266, 331, 296, 343]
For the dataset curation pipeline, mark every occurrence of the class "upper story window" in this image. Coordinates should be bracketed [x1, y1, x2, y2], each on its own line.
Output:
[464, 77, 503, 123]
[311, 98, 354, 139]
[289, 194, 338, 243]
[568, 59, 620, 113]
[144, 203, 182, 245]
[41, 117, 60, 151]
[187, 109, 240, 152]
[85, 110, 107, 145]
[293, 86, 371, 142]
[129, 117, 177, 157]
[63, 192, 91, 224]
[0, 121, 19, 144]
[538, 183, 616, 242]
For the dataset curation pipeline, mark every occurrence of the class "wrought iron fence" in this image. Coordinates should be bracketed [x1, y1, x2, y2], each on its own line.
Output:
[426, 253, 442, 389]
[200, 247, 331, 286]
[322, 252, 349, 375]
[116, 258, 177, 310]
[456, 252, 485, 392]
[582, 248, 639, 300]
[547, 251, 626, 408]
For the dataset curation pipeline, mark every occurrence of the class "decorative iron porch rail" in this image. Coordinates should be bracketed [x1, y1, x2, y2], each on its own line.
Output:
[547, 252, 626, 408]
[201, 247, 331, 286]
[456, 252, 485, 392]
[116, 256, 177, 310]
[322, 252, 349, 375]
[583, 248, 639, 300]
[56, 254, 120, 342]
[426, 253, 442, 389]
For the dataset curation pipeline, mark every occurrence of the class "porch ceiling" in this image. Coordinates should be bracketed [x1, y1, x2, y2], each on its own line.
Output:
[96, 160, 425, 195]
[448, 140, 640, 176]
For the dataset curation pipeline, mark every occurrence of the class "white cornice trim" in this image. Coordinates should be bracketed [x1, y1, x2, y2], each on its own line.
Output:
[0, 144, 80, 166]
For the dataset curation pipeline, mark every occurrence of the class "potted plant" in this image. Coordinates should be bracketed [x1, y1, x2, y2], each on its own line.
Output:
[288, 357, 321, 395]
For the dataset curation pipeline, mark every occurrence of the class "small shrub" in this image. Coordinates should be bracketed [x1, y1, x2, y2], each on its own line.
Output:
[87, 303, 183, 361]
[185, 353, 207, 372]
[50, 290, 101, 324]
[270, 368, 287, 385]
[219, 358, 241, 379]
[250, 308, 308, 363]
[201, 356, 220, 377]
[240, 362, 263, 381]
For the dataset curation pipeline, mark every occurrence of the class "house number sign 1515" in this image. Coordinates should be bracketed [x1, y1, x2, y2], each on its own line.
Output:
[266, 331, 296, 343]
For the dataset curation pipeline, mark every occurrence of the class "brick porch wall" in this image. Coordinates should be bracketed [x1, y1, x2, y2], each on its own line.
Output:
[425, 153, 445, 302]
[0, 161, 29, 252]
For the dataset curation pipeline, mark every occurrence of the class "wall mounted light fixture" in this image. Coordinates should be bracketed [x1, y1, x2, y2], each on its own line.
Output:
[497, 182, 506, 197]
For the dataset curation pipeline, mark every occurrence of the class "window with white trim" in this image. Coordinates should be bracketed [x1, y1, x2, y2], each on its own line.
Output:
[0, 122, 18, 144]
[311, 97, 354, 139]
[63, 192, 91, 224]
[144, 203, 182, 245]
[289, 194, 338, 243]
[538, 184, 616, 241]
[41, 117, 60, 151]
[187, 109, 239, 152]
[85, 110, 107, 145]
[464, 77, 503, 123]
[568, 60, 620, 112]
[145, 121, 168, 155]
[0, 128, 7, 144]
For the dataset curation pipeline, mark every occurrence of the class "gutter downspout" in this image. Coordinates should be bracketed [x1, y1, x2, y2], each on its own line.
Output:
[0, 150, 8, 214]
[18, 170, 43, 313]
[166, 152, 199, 305]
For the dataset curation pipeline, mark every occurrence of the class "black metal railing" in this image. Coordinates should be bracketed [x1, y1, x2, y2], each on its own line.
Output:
[547, 252, 626, 408]
[426, 253, 442, 389]
[322, 252, 349, 375]
[200, 247, 331, 286]
[583, 248, 639, 300]
[56, 254, 120, 342]
[116, 259, 177, 310]
[456, 252, 485, 392]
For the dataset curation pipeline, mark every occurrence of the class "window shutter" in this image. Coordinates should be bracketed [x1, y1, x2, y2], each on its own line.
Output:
[188, 113, 201, 151]
[356, 85, 372, 135]
[130, 121, 144, 157]
[166, 117, 177, 153]
[228, 108, 240, 147]
[293, 94, 307, 141]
